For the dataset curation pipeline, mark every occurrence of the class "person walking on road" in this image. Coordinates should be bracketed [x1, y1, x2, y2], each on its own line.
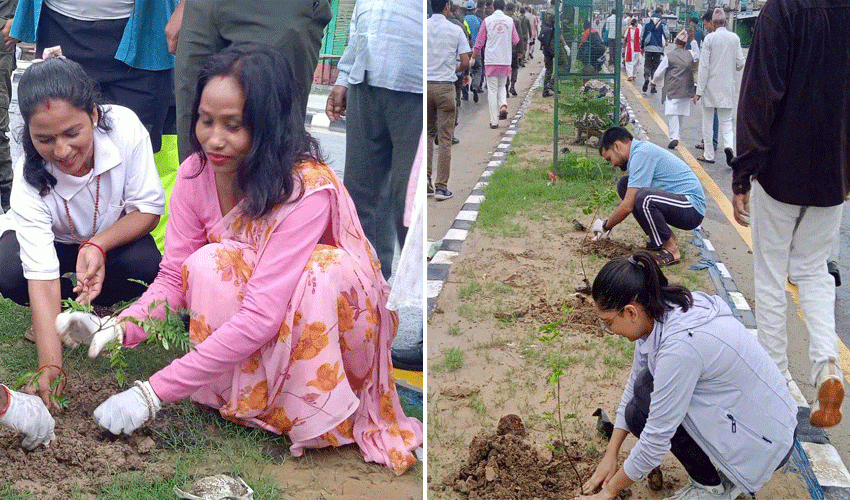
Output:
[524, 6, 537, 60]
[577, 252, 797, 500]
[603, 9, 617, 71]
[623, 18, 642, 81]
[690, 16, 705, 48]
[694, 8, 743, 165]
[505, 3, 526, 97]
[652, 30, 695, 149]
[0, 0, 15, 214]
[428, 0, 470, 201]
[730, 0, 849, 428]
[594, 127, 705, 267]
[694, 10, 719, 152]
[325, 0, 422, 280]
[641, 7, 669, 94]
[519, 7, 533, 65]
[464, 0, 483, 102]
[473, 0, 518, 128]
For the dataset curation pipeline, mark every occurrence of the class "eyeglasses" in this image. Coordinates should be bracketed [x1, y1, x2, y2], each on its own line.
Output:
[597, 307, 625, 334]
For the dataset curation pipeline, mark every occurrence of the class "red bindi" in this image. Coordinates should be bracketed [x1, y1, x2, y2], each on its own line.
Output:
[45, 100, 51, 110]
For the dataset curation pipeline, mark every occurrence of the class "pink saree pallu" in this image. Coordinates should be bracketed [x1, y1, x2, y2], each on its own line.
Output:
[179, 162, 421, 475]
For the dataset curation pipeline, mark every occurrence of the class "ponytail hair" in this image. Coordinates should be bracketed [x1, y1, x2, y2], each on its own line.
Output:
[591, 251, 693, 322]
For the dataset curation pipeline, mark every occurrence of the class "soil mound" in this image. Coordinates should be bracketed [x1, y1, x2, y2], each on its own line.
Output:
[439, 415, 591, 499]
[0, 373, 190, 498]
[580, 239, 640, 259]
[499, 295, 599, 335]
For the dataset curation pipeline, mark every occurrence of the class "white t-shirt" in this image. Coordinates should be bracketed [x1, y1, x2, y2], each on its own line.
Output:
[43, 0, 135, 21]
[605, 14, 618, 39]
[1, 105, 165, 280]
[427, 14, 471, 82]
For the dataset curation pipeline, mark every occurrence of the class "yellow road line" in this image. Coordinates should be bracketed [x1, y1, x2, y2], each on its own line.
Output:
[624, 77, 850, 380]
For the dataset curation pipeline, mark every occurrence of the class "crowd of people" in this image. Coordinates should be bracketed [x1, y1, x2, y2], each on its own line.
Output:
[0, 0, 423, 475]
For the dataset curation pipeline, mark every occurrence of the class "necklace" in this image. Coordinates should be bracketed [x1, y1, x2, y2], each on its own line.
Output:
[64, 174, 101, 243]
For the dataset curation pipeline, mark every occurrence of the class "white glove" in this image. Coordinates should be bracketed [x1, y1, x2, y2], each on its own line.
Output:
[591, 218, 612, 240]
[94, 381, 161, 435]
[55, 311, 123, 357]
[0, 385, 55, 449]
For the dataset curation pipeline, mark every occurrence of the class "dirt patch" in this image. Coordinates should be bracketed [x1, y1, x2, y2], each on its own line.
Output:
[0, 374, 184, 498]
[579, 239, 642, 259]
[494, 294, 600, 335]
[437, 415, 594, 500]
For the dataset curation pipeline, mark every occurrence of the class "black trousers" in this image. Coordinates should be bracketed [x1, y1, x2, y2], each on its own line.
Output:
[617, 176, 704, 249]
[37, 6, 173, 153]
[626, 369, 795, 487]
[0, 231, 161, 307]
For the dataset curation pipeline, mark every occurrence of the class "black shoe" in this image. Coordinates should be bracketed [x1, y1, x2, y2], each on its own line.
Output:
[724, 147, 734, 165]
[828, 261, 841, 287]
[490, 123, 499, 129]
[452, 137, 460, 145]
[650, 85, 657, 94]
[668, 140, 679, 149]
[510, 87, 518, 96]
[542, 88, 553, 97]
[642, 80, 649, 92]
[472, 89, 478, 103]
[695, 142, 705, 150]
[434, 135, 438, 145]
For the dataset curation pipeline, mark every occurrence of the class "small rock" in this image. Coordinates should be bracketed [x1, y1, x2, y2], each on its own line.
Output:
[485, 466, 498, 482]
[135, 437, 156, 454]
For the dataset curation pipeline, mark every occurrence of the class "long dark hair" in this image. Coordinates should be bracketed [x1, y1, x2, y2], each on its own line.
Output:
[18, 58, 112, 196]
[592, 251, 693, 322]
[188, 43, 322, 218]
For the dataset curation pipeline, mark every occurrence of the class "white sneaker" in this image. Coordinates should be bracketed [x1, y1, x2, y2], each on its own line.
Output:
[664, 478, 736, 500]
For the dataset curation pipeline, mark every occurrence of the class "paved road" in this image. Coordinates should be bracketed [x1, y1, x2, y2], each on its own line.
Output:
[627, 47, 850, 468]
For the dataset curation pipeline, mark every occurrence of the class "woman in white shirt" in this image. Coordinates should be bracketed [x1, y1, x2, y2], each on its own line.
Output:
[0, 57, 165, 405]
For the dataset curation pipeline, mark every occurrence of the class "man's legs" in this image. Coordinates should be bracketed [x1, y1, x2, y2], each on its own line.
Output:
[668, 114, 680, 142]
[630, 187, 703, 258]
[716, 107, 734, 155]
[426, 84, 438, 188]
[752, 181, 843, 383]
[702, 105, 717, 161]
[509, 54, 519, 95]
[432, 83, 456, 191]
[543, 48, 554, 94]
[487, 74, 500, 125]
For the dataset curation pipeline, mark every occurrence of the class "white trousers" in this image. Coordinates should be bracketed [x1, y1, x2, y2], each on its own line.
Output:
[830, 203, 844, 262]
[486, 75, 508, 126]
[701, 105, 733, 161]
[625, 58, 638, 78]
[667, 114, 681, 141]
[752, 181, 844, 384]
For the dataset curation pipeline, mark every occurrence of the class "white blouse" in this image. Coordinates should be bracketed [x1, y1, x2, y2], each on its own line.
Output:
[1, 105, 165, 280]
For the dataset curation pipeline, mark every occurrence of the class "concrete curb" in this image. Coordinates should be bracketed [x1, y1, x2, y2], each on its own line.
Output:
[305, 111, 346, 132]
[624, 93, 850, 499]
[427, 71, 545, 317]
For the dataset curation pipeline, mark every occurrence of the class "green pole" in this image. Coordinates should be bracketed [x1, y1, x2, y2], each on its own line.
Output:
[553, 0, 562, 173]
[613, 0, 622, 127]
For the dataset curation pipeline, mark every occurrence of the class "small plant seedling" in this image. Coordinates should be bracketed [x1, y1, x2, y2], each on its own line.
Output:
[14, 368, 69, 409]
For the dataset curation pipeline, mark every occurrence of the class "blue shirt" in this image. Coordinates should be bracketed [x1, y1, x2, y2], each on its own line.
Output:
[12, 0, 177, 71]
[627, 140, 706, 215]
[464, 13, 482, 44]
[335, 0, 423, 94]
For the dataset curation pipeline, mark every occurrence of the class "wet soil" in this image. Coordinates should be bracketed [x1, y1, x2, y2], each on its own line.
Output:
[0, 373, 188, 498]
[579, 239, 642, 260]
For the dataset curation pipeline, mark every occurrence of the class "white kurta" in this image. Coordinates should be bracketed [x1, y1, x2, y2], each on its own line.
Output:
[696, 27, 745, 108]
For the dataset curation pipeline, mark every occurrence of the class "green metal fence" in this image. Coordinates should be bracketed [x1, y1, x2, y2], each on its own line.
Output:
[552, 0, 623, 171]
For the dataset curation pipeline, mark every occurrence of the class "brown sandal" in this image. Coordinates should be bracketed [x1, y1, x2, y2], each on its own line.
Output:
[653, 248, 680, 267]
[697, 155, 715, 164]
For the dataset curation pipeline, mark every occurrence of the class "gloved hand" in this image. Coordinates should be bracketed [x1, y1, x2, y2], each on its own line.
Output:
[591, 218, 612, 240]
[0, 385, 55, 449]
[94, 381, 161, 435]
[55, 311, 123, 357]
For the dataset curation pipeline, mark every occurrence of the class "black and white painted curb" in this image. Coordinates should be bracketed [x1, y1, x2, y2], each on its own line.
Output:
[427, 72, 545, 317]
[625, 91, 850, 499]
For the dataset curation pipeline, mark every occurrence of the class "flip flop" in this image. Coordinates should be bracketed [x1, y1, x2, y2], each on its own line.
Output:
[697, 155, 715, 164]
[653, 248, 680, 267]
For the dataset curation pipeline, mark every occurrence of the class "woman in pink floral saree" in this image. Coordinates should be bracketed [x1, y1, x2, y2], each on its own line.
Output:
[84, 44, 422, 474]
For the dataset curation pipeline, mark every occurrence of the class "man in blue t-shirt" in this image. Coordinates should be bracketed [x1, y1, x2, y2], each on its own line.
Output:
[594, 127, 706, 266]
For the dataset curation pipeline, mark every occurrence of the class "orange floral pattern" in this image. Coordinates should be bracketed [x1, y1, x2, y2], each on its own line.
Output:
[306, 362, 345, 392]
[177, 158, 420, 475]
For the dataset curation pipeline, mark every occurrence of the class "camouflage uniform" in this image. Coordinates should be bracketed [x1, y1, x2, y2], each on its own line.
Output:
[508, 10, 526, 94]
[542, 4, 569, 94]
[0, 0, 16, 214]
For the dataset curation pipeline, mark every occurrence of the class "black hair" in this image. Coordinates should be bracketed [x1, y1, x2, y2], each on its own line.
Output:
[702, 10, 712, 22]
[611, 9, 616, 14]
[18, 58, 112, 197]
[520, 6, 525, 13]
[493, 0, 505, 10]
[505, 2, 515, 11]
[477, 0, 484, 6]
[690, 16, 700, 24]
[583, 20, 592, 29]
[630, 18, 638, 25]
[592, 251, 693, 322]
[432, 0, 449, 13]
[188, 43, 322, 218]
[598, 126, 633, 154]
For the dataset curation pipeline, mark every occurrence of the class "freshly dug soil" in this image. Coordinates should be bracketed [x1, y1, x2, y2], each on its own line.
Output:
[495, 294, 600, 335]
[0, 373, 189, 498]
[438, 415, 595, 500]
[580, 239, 641, 260]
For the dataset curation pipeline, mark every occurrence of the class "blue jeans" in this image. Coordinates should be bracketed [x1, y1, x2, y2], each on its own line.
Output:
[712, 108, 719, 149]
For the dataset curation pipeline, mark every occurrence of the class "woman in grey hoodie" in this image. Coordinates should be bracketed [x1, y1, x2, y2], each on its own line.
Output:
[578, 252, 798, 500]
